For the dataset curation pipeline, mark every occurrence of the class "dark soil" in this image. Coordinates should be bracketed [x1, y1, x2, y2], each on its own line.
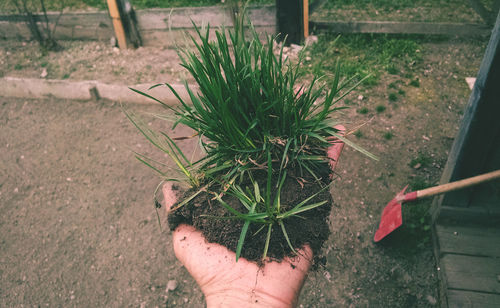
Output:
[168, 167, 332, 263]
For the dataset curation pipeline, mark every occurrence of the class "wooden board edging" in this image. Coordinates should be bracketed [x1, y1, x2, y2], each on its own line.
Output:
[311, 20, 491, 37]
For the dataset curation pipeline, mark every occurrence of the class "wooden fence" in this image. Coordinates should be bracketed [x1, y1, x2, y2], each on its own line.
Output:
[0, 5, 277, 46]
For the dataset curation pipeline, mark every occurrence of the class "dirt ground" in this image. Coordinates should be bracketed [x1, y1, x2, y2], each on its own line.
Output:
[0, 32, 487, 307]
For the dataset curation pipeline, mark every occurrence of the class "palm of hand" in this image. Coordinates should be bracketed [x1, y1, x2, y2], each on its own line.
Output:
[162, 125, 344, 307]
[164, 184, 312, 307]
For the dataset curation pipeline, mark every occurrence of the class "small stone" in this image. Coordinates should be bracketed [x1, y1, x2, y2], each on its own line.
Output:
[422, 135, 430, 141]
[166, 280, 177, 292]
[453, 231, 458, 236]
[40, 68, 48, 78]
[426, 295, 437, 305]
[290, 44, 302, 52]
[110, 37, 117, 47]
[323, 271, 331, 281]
[113, 47, 120, 54]
[305, 56, 312, 61]
[66, 177, 72, 182]
[497, 274, 500, 282]
[357, 95, 364, 101]
[413, 163, 421, 169]
[305, 35, 318, 45]
[14, 188, 19, 193]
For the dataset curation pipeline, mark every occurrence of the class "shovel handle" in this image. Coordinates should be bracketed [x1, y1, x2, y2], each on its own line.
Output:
[411, 169, 500, 200]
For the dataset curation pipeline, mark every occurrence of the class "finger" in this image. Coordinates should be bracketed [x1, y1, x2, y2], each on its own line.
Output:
[327, 125, 345, 173]
[162, 182, 180, 213]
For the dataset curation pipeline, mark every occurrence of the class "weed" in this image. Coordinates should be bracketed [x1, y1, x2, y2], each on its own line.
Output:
[410, 153, 432, 168]
[383, 132, 394, 140]
[375, 105, 386, 113]
[408, 176, 432, 191]
[354, 130, 363, 138]
[386, 64, 399, 75]
[62, 73, 70, 79]
[358, 107, 369, 114]
[14, 63, 23, 70]
[398, 89, 406, 96]
[388, 93, 398, 102]
[388, 82, 398, 89]
[409, 78, 420, 87]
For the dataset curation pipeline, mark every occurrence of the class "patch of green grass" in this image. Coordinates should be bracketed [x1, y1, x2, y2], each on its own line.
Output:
[1, 0, 272, 12]
[388, 82, 398, 89]
[410, 153, 432, 168]
[14, 64, 23, 70]
[409, 78, 420, 87]
[386, 64, 399, 74]
[383, 131, 394, 140]
[62, 73, 70, 79]
[40, 61, 48, 68]
[388, 93, 398, 102]
[375, 105, 386, 113]
[307, 34, 422, 88]
[398, 89, 406, 96]
[408, 176, 432, 191]
[357, 107, 369, 114]
[354, 130, 363, 138]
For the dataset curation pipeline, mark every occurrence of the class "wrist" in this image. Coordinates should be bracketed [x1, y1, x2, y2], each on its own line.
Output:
[205, 288, 294, 308]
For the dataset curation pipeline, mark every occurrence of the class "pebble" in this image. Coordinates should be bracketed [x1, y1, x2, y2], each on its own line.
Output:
[357, 95, 364, 101]
[305, 35, 318, 45]
[166, 280, 177, 292]
[40, 68, 48, 78]
[426, 295, 437, 305]
[413, 163, 421, 169]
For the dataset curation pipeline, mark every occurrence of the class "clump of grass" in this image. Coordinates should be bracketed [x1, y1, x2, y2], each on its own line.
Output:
[354, 130, 363, 138]
[375, 105, 386, 113]
[127, 12, 375, 261]
[409, 78, 420, 87]
[388, 93, 398, 102]
[383, 132, 394, 140]
[357, 107, 369, 114]
[410, 153, 432, 168]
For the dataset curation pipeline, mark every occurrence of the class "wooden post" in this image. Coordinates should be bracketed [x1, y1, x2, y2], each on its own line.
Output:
[107, 0, 127, 49]
[303, 0, 309, 39]
[276, 0, 308, 44]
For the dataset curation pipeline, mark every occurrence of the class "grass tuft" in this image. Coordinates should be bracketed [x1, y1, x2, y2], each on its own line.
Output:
[128, 10, 375, 261]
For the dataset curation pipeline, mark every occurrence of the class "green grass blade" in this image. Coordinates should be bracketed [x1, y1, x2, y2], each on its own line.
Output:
[278, 220, 297, 254]
[262, 224, 272, 260]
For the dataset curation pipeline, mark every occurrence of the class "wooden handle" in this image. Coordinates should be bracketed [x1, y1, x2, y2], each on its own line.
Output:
[417, 169, 500, 199]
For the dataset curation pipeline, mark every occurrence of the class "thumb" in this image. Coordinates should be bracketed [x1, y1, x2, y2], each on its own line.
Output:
[162, 182, 181, 213]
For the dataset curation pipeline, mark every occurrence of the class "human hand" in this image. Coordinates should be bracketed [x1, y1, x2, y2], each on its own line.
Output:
[163, 182, 313, 307]
[163, 126, 345, 307]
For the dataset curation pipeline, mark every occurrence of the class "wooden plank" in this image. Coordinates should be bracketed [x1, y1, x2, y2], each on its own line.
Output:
[436, 205, 500, 226]
[441, 254, 500, 293]
[439, 12, 500, 207]
[436, 224, 500, 257]
[448, 290, 500, 307]
[136, 5, 275, 30]
[310, 20, 491, 36]
[140, 26, 276, 47]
